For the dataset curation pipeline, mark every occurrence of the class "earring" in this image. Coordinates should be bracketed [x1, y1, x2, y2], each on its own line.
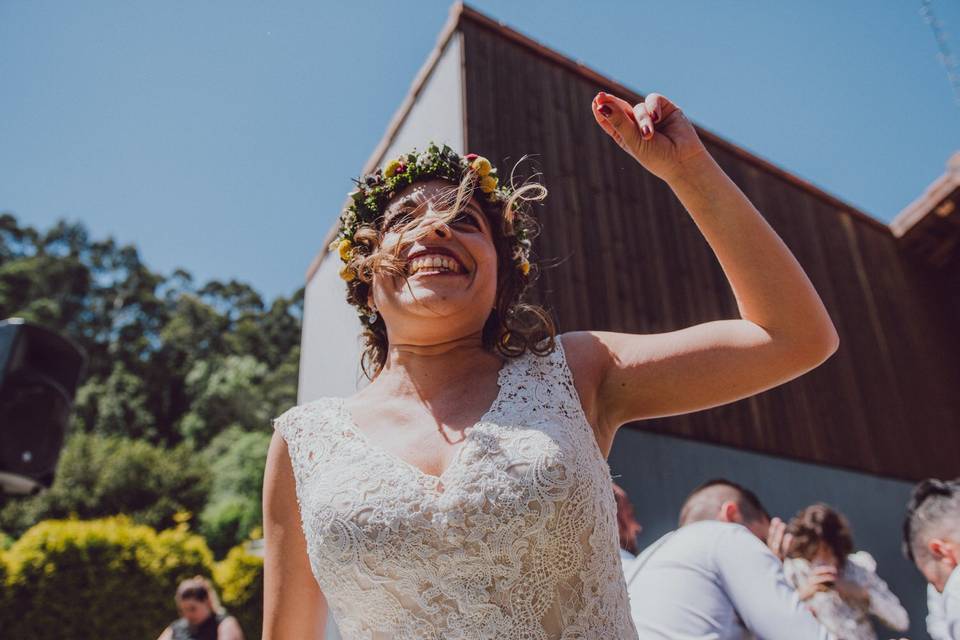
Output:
[367, 309, 379, 324]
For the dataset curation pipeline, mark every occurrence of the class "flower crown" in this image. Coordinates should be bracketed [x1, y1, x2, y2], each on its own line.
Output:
[330, 143, 532, 282]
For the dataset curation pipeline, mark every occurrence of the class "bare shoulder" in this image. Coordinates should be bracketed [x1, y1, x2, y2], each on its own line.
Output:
[218, 615, 245, 640]
[557, 331, 612, 433]
[558, 331, 608, 387]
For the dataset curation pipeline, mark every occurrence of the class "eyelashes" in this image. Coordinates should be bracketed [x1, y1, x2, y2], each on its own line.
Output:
[384, 209, 483, 232]
[452, 212, 482, 230]
[384, 211, 414, 231]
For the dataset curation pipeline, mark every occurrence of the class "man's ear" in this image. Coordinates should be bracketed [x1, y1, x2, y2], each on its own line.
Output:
[929, 539, 948, 562]
[718, 501, 741, 524]
[930, 539, 960, 567]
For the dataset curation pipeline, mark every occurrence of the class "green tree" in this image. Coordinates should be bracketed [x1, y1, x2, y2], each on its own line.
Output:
[0, 213, 302, 544]
[0, 433, 210, 538]
[199, 428, 271, 557]
[177, 355, 275, 446]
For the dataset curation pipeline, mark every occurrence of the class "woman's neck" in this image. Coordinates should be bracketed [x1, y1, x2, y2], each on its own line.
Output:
[372, 333, 501, 397]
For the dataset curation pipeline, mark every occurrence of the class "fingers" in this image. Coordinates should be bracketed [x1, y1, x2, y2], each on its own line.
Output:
[593, 92, 642, 150]
[766, 517, 786, 558]
[809, 567, 838, 585]
[643, 92, 679, 124]
[632, 102, 654, 141]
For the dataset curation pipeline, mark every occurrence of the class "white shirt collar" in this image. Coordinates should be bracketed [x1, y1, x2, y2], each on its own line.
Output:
[944, 564, 960, 596]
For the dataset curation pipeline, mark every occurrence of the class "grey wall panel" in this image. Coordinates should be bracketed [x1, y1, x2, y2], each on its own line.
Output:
[608, 428, 932, 639]
[298, 255, 366, 403]
[299, 34, 464, 403]
[378, 33, 464, 163]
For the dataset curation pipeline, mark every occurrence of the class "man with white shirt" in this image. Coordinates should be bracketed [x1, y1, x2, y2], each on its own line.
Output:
[903, 478, 960, 640]
[624, 479, 834, 639]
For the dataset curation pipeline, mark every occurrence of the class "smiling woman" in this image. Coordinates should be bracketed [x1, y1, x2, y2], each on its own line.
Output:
[337, 144, 553, 379]
[262, 92, 839, 640]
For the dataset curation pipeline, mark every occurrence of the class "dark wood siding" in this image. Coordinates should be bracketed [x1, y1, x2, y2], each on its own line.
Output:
[460, 17, 960, 481]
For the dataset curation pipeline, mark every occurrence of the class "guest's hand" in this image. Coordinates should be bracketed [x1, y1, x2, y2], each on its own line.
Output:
[765, 517, 793, 561]
[797, 566, 838, 601]
[591, 91, 708, 183]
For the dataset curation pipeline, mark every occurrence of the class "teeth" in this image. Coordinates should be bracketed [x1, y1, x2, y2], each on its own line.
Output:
[408, 254, 462, 275]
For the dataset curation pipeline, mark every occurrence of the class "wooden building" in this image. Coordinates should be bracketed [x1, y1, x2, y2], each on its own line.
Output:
[298, 5, 959, 637]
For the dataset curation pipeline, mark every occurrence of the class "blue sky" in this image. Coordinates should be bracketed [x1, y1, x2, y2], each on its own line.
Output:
[2, 1, 957, 301]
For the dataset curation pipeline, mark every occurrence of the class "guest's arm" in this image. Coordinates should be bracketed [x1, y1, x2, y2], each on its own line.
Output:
[715, 526, 835, 640]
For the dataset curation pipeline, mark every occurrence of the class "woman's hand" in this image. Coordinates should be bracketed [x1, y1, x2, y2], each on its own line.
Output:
[591, 91, 708, 182]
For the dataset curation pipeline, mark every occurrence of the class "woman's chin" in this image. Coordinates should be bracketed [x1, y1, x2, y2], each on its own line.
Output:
[394, 282, 491, 317]
[404, 272, 472, 296]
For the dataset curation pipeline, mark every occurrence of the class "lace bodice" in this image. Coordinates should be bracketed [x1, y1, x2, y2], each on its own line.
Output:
[273, 338, 638, 639]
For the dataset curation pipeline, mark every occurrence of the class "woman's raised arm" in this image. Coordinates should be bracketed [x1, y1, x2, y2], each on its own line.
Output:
[574, 92, 838, 438]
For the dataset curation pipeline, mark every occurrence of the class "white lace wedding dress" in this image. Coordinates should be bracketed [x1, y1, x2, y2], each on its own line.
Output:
[273, 337, 639, 639]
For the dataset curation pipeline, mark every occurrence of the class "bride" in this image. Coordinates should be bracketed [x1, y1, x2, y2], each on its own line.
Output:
[262, 91, 839, 639]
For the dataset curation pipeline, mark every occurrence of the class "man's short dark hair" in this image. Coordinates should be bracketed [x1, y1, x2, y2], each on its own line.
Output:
[679, 478, 770, 527]
[902, 478, 960, 562]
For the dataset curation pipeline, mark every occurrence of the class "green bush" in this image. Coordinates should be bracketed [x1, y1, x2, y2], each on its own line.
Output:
[0, 517, 264, 640]
[2, 516, 213, 640]
[0, 551, 9, 637]
[200, 495, 252, 559]
[215, 544, 264, 640]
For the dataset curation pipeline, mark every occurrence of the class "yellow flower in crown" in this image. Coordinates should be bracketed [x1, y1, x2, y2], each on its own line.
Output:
[519, 259, 531, 276]
[480, 175, 498, 194]
[338, 264, 356, 282]
[384, 158, 405, 179]
[470, 156, 492, 177]
[337, 238, 353, 262]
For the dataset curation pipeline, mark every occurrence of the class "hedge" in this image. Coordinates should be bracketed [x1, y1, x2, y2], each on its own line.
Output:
[0, 517, 263, 640]
[215, 543, 264, 639]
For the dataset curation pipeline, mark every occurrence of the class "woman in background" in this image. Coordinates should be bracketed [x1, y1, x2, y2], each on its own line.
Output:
[156, 576, 244, 640]
[784, 504, 909, 639]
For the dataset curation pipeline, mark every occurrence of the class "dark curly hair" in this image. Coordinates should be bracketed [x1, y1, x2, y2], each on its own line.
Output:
[343, 168, 555, 379]
[786, 503, 854, 569]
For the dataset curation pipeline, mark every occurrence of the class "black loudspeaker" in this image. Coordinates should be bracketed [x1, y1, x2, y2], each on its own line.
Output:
[0, 319, 86, 494]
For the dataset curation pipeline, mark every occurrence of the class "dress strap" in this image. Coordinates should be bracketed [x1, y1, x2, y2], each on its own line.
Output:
[272, 398, 341, 486]
[495, 335, 592, 424]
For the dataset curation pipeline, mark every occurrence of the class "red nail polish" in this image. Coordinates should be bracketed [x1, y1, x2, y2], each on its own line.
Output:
[651, 111, 659, 123]
[642, 125, 652, 137]
[599, 104, 612, 117]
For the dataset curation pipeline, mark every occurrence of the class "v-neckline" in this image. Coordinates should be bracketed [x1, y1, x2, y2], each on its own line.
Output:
[336, 357, 514, 488]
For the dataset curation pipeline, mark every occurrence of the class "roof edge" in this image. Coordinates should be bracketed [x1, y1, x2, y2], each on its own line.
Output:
[308, 1, 892, 284]
[890, 152, 960, 238]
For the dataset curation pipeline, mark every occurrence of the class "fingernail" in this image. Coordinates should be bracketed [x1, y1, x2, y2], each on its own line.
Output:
[599, 104, 612, 117]
[642, 124, 652, 137]
[651, 111, 659, 123]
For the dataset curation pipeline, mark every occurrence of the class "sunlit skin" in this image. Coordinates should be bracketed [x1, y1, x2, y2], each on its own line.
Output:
[262, 90, 840, 638]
